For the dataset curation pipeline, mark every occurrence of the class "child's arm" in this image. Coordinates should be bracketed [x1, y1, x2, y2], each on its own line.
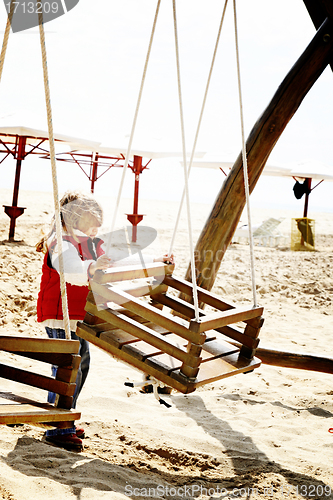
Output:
[51, 240, 110, 285]
[88, 254, 112, 278]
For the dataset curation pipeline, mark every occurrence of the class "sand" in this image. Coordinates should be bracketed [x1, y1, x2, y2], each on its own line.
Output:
[0, 187, 333, 500]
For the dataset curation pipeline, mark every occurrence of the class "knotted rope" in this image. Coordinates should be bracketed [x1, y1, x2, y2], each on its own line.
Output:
[39, 13, 71, 338]
[233, 0, 257, 307]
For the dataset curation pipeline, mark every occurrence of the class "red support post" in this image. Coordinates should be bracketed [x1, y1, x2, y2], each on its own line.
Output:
[126, 155, 144, 242]
[3, 135, 27, 241]
[303, 177, 312, 218]
[90, 152, 99, 193]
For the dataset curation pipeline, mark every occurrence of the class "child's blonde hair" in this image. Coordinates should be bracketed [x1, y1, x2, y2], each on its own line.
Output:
[36, 191, 103, 254]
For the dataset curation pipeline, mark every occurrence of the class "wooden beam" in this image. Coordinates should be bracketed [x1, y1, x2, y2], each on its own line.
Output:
[93, 262, 174, 284]
[255, 347, 333, 373]
[0, 392, 80, 425]
[0, 364, 76, 397]
[189, 306, 264, 334]
[0, 337, 80, 354]
[228, 341, 333, 374]
[183, 18, 333, 296]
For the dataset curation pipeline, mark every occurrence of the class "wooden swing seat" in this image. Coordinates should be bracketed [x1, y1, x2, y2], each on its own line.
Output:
[76, 262, 264, 394]
[0, 336, 81, 426]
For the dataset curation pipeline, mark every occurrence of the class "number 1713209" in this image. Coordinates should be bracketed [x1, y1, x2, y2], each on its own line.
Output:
[6, 1, 60, 15]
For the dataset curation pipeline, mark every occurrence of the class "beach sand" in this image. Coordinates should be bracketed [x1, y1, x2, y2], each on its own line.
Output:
[0, 188, 332, 500]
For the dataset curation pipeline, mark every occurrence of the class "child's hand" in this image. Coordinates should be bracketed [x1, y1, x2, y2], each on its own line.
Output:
[154, 253, 175, 265]
[89, 255, 112, 277]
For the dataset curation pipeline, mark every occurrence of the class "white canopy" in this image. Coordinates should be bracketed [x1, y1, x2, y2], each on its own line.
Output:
[0, 125, 100, 150]
[186, 157, 333, 181]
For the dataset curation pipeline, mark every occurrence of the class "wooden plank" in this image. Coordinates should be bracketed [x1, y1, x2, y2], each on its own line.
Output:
[201, 339, 240, 362]
[153, 293, 258, 348]
[144, 352, 182, 373]
[152, 292, 205, 320]
[163, 275, 236, 312]
[7, 351, 80, 367]
[77, 322, 139, 348]
[122, 342, 163, 361]
[190, 306, 264, 334]
[122, 282, 168, 298]
[0, 364, 76, 397]
[194, 354, 261, 388]
[0, 337, 80, 354]
[245, 345, 333, 374]
[215, 325, 260, 350]
[89, 281, 206, 345]
[0, 392, 80, 425]
[93, 262, 174, 284]
[79, 304, 196, 366]
[86, 293, 168, 327]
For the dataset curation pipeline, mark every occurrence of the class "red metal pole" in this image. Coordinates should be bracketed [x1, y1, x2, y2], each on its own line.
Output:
[303, 178, 312, 218]
[90, 152, 99, 193]
[126, 155, 144, 242]
[4, 136, 27, 240]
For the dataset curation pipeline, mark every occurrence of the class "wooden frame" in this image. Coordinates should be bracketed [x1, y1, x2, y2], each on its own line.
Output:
[76, 263, 263, 394]
[0, 336, 81, 426]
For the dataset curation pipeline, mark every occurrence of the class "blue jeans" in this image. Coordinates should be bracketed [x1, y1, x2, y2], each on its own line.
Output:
[45, 327, 90, 436]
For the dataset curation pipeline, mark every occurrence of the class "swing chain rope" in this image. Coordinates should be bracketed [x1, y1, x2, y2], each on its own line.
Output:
[0, 1, 14, 83]
[169, 0, 229, 253]
[233, 0, 257, 307]
[38, 13, 71, 339]
[172, 0, 200, 321]
[105, 0, 161, 255]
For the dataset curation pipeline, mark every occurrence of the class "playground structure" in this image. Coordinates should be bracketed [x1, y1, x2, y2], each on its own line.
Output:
[1, 0, 333, 426]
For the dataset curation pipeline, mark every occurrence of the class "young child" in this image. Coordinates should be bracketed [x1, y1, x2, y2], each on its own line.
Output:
[36, 191, 111, 451]
[36, 190, 174, 451]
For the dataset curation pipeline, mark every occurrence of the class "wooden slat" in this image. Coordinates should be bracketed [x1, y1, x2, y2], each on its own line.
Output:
[200, 338, 240, 362]
[7, 351, 80, 367]
[194, 354, 261, 387]
[0, 337, 80, 354]
[122, 342, 163, 361]
[152, 293, 205, 320]
[153, 294, 258, 349]
[94, 262, 174, 284]
[215, 324, 260, 350]
[89, 281, 206, 345]
[0, 392, 80, 425]
[145, 352, 182, 372]
[122, 282, 168, 298]
[0, 364, 76, 397]
[163, 275, 237, 312]
[77, 322, 139, 348]
[164, 276, 264, 328]
[190, 306, 264, 334]
[80, 303, 197, 366]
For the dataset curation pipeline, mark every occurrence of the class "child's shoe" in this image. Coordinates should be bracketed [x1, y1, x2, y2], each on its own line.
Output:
[75, 426, 85, 439]
[45, 433, 83, 451]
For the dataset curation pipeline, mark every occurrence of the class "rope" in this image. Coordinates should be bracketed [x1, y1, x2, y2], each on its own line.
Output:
[38, 14, 71, 339]
[233, 0, 257, 307]
[169, 0, 229, 253]
[172, 0, 200, 321]
[105, 0, 161, 255]
[0, 0, 14, 83]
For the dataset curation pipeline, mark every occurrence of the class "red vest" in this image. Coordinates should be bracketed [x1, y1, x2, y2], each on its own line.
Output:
[37, 235, 104, 322]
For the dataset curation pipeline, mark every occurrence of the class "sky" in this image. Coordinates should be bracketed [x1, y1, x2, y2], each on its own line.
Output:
[0, 0, 332, 215]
